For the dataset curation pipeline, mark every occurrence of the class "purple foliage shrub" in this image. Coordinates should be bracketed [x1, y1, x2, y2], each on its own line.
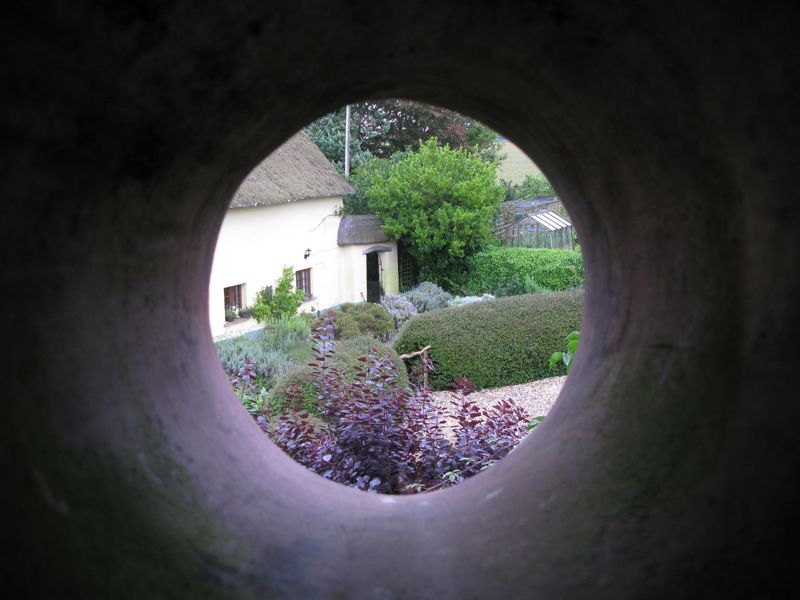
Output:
[230, 357, 258, 396]
[264, 311, 531, 494]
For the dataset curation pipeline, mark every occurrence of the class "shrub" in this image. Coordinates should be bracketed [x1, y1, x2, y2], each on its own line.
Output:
[447, 294, 495, 308]
[268, 334, 410, 415]
[402, 281, 453, 313]
[263, 367, 320, 415]
[252, 266, 306, 322]
[550, 330, 581, 374]
[215, 314, 312, 385]
[522, 276, 553, 295]
[510, 172, 556, 199]
[364, 138, 505, 289]
[394, 290, 584, 390]
[381, 294, 418, 328]
[329, 302, 395, 340]
[230, 357, 259, 399]
[265, 313, 530, 494]
[335, 336, 410, 392]
[464, 247, 584, 296]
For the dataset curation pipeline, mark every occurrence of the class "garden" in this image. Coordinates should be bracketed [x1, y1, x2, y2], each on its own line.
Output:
[215, 100, 585, 494]
[217, 255, 584, 494]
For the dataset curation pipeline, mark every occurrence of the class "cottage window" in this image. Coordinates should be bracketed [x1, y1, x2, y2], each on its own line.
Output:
[295, 268, 311, 299]
[223, 284, 244, 311]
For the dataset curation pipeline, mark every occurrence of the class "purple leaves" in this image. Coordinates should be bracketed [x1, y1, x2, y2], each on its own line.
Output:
[265, 311, 531, 494]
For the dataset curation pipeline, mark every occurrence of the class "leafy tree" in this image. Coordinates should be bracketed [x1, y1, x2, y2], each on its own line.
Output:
[352, 99, 503, 161]
[305, 100, 504, 174]
[364, 138, 504, 290]
[466, 119, 505, 163]
[503, 172, 556, 200]
[303, 108, 373, 175]
[341, 152, 410, 215]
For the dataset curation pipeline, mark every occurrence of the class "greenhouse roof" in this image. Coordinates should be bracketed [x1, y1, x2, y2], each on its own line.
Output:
[529, 210, 571, 231]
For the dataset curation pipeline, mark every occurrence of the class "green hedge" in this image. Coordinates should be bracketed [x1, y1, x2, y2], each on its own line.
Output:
[464, 247, 584, 296]
[394, 290, 584, 390]
[269, 335, 410, 414]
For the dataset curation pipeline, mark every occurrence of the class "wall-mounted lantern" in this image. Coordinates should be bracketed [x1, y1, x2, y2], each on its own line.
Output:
[303, 248, 311, 259]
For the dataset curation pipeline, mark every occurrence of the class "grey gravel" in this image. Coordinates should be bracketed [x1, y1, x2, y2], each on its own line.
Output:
[428, 376, 567, 434]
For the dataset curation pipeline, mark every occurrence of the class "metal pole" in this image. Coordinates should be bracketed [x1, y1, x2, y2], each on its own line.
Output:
[344, 104, 351, 176]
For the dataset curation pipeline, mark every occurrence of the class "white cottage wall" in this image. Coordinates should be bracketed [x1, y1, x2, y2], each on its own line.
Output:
[208, 196, 343, 336]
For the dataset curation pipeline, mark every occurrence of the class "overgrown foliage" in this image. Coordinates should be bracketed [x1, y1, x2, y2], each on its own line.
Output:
[364, 139, 505, 289]
[264, 312, 530, 494]
[252, 266, 306, 321]
[464, 247, 584, 296]
[394, 291, 584, 390]
[330, 302, 395, 341]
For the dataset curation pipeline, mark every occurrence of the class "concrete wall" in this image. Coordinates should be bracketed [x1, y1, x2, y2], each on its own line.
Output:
[3, 2, 798, 598]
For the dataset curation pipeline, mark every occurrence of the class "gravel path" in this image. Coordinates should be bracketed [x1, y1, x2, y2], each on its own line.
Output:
[428, 375, 567, 427]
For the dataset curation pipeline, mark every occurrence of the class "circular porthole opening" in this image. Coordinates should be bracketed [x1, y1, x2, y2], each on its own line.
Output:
[211, 99, 585, 494]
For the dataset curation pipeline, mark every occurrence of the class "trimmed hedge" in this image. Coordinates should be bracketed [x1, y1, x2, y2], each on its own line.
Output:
[464, 247, 584, 296]
[269, 335, 410, 414]
[394, 290, 584, 390]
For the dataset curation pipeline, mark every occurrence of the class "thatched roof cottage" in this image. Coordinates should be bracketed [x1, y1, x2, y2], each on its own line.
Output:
[209, 132, 399, 338]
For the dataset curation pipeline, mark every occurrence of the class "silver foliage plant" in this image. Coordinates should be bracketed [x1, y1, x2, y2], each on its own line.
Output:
[380, 294, 418, 328]
[447, 294, 495, 308]
[401, 282, 453, 313]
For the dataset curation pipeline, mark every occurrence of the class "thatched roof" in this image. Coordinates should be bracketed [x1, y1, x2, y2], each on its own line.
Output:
[230, 132, 354, 208]
[337, 215, 391, 245]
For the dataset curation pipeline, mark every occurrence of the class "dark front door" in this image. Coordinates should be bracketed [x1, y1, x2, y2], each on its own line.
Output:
[366, 252, 381, 303]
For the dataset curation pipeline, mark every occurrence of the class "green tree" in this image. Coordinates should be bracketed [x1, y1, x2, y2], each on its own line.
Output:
[466, 119, 505, 163]
[365, 138, 504, 290]
[305, 100, 503, 173]
[252, 266, 306, 322]
[353, 99, 503, 160]
[504, 172, 556, 200]
[341, 152, 409, 215]
[303, 108, 373, 175]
